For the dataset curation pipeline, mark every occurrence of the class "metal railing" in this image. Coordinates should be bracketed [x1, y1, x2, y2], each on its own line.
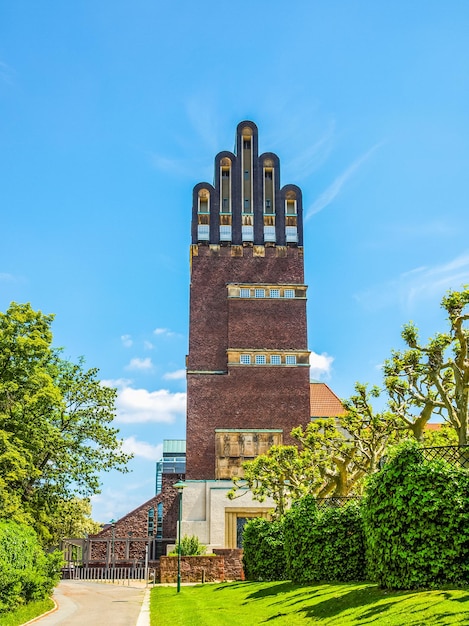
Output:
[64, 566, 155, 585]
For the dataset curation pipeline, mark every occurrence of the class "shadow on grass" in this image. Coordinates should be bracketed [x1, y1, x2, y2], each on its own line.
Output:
[297, 586, 469, 624]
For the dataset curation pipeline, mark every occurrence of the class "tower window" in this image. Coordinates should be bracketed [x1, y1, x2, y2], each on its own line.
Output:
[243, 139, 251, 149]
[244, 199, 250, 210]
[255, 355, 266, 365]
[265, 199, 271, 210]
[265, 170, 273, 180]
[284, 289, 295, 298]
[240, 288, 251, 298]
[285, 355, 297, 365]
[223, 198, 229, 210]
[244, 170, 249, 180]
[240, 354, 251, 364]
[255, 289, 265, 298]
[222, 170, 230, 178]
[270, 355, 281, 365]
[269, 289, 280, 298]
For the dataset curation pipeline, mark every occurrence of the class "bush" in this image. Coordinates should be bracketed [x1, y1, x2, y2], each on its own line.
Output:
[283, 496, 366, 583]
[0, 521, 63, 613]
[242, 517, 286, 581]
[169, 535, 206, 556]
[363, 440, 469, 589]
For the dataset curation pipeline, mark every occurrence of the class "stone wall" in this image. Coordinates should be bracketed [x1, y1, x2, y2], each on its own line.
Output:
[159, 549, 244, 583]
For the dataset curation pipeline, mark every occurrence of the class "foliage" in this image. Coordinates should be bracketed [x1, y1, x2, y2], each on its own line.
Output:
[363, 439, 469, 589]
[0, 521, 63, 613]
[46, 498, 102, 547]
[283, 496, 366, 583]
[229, 383, 404, 517]
[384, 286, 469, 444]
[169, 535, 207, 556]
[151, 581, 469, 626]
[293, 383, 405, 497]
[0, 302, 131, 544]
[228, 445, 322, 518]
[242, 517, 286, 581]
[422, 423, 458, 447]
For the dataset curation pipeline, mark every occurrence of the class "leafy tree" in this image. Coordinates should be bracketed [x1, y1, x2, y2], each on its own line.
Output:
[227, 445, 322, 518]
[229, 383, 404, 515]
[292, 383, 404, 498]
[0, 302, 131, 543]
[384, 287, 469, 444]
[46, 498, 102, 547]
[422, 423, 458, 447]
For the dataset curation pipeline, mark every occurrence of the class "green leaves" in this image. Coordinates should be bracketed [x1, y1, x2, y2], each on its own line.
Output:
[386, 287, 469, 444]
[0, 302, 132, 545]
[363, 440, 469, 589]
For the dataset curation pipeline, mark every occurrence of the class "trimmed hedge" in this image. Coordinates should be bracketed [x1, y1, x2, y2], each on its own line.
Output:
[242, 517, 286, 581]
[283, 496, 366, 583]
[363, 440, 469, 589]
[0, 521, 63, 613]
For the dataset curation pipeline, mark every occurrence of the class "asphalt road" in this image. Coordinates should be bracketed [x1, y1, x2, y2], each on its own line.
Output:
[33, 580, 150, 626]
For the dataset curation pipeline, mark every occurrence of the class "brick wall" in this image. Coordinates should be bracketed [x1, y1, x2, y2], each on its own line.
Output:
[88, 474, 184, 562]
[159, 549, 244, 583]
[187, 244, 310, 480]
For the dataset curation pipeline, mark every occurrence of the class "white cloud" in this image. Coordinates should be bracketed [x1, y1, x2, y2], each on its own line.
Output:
[121, 334, 133, 348]
[0, 272, 16, 282]
[163, 369, 186, 381]
[309, 351, 334, 380]
[355, 251, 469, 312]
[115, 385, 186, 424]
[122, 437, 163, 461]
[305, 142, 383, 220]
[153, 327, 172, 336]
[125, 357, 153, 371]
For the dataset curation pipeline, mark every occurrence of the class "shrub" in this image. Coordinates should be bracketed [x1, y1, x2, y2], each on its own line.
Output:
[283, 496, 366, 583]
[242, 517, 286, 581]
[363, 439, 469, 589]
[169, 535, 206, 556]
[0, 521, 63, 613]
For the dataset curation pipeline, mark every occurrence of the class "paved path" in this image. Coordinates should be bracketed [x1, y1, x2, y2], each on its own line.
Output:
[33, 580, 150, 626]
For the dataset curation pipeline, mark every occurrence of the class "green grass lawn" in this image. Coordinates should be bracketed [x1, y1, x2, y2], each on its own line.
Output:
[151, 581, 469, 625]
[0, 597, 55, 626]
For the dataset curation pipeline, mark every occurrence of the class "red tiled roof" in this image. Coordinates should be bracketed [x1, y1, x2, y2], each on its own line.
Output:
[310, 382, 346, 417]
[424, 423, 443, 431]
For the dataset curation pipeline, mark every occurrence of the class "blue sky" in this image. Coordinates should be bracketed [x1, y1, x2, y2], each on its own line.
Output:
[1, 1, 469, 522]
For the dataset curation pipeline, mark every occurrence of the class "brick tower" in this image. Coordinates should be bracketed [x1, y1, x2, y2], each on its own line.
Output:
[186, 121, 311, 481]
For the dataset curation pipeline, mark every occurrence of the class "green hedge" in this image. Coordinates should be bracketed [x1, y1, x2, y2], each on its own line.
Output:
[242, 517, 286, 581]
[0, 521, 63, 613]
[363, 440, 469, 589]
[283, 496, 366, 583]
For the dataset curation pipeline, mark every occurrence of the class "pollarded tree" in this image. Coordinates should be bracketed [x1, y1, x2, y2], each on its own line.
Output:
[384, 287, 469, 445]
[0, 302, 132, 543]
[228, 445, 326, 518]
[229, 383, 405, 515]
[293, 383, 405, 497]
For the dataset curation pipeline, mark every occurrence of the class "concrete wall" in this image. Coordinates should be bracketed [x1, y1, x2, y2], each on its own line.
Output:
[180, 480, 275, 549]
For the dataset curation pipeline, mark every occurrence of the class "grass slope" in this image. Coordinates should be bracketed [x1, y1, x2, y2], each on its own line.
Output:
[1, 598, 55, 626]
[151, 581, 469, 625]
